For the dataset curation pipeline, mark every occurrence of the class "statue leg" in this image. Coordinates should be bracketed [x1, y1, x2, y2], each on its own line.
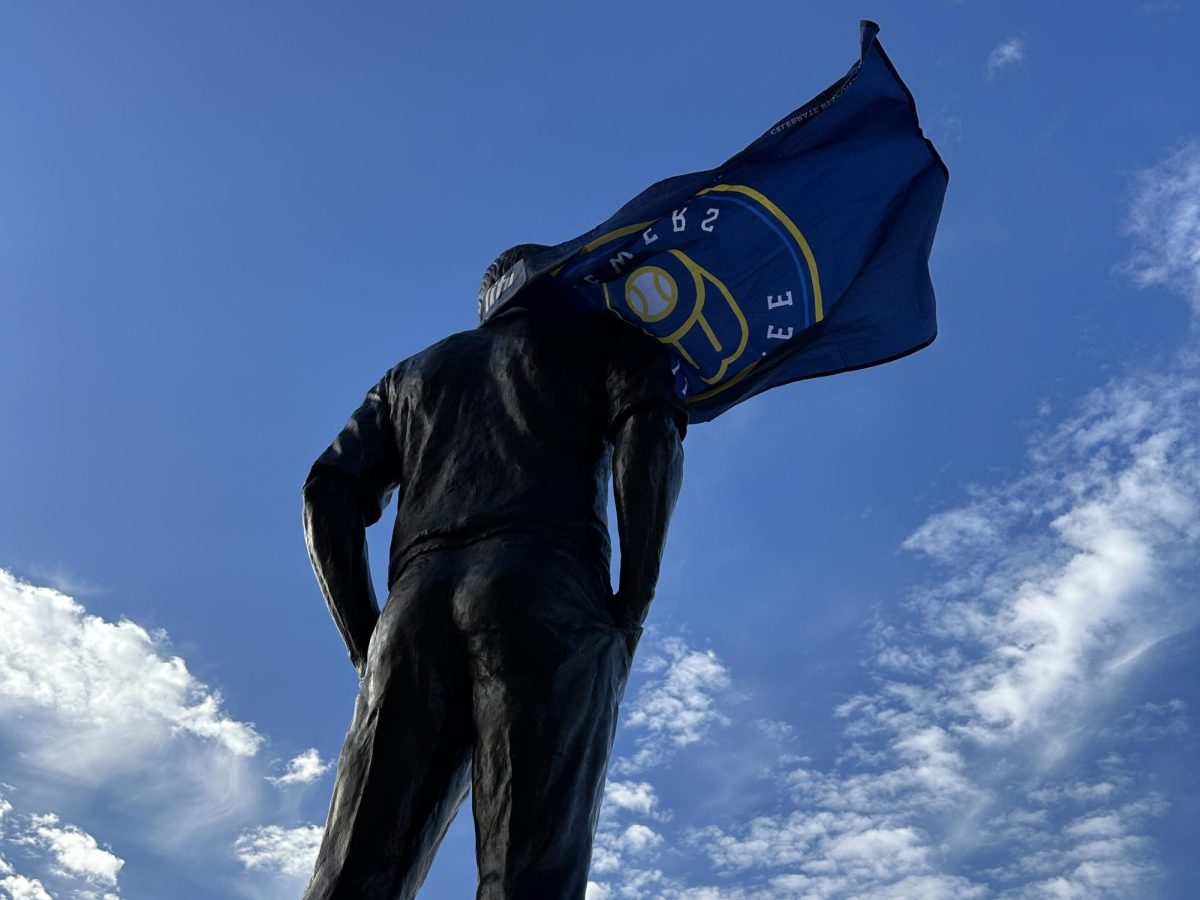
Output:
[304, 550, 475, 900]
[452, 535, 638, 900]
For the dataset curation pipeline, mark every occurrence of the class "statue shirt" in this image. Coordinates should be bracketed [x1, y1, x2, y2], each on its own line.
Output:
[307, 309, 686, 589]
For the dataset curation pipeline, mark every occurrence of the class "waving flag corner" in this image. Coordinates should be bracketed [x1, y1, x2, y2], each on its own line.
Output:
[483, 20, 948, 424]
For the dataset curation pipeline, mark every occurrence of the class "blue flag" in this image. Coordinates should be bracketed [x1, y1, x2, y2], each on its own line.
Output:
[480, 21, 948, 424]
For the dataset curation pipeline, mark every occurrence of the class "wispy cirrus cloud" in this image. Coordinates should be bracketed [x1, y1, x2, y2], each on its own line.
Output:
[987, 37, 1026, 78]
[1122, 140, 1200, 317]
[594, 411, 1197, 893]
[592, 380, 1199, 892]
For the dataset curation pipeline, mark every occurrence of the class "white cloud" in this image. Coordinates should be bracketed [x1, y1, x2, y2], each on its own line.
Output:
[1123, 140, 1200, 316]
[616, 824, 663, 855]
[901, 504, 1003, 563]
[987, 37, 1026, 77]
[588, 865, 666, 900]
[593, 760, 671, 890]
[988, 796, 1167, 897]
[0, 820, 49, 897]
[234, 825, 323, 880]
[1103, 698, 1189, 741]
[0, 570, 306, 895]
[894, 374, 1200, 749]
[22, 813, 124, 887]
[700, 365, 1197, 895]
[0, 565, 275, 845]
[0, 873, 52, 900]
[0, 569, 262, 759]
[592, 821, 665, 875]
[0, 790, 124, 899]
[604, 781, 660, 818]
[615, 637, 732, 774]
[268, 749, 331, 787]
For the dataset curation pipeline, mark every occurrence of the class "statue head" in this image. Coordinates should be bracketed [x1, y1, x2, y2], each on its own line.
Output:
[478, 243, 550, 321]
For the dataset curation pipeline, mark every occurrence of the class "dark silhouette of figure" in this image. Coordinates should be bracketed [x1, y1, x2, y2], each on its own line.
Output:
[301, 246, 686, 899]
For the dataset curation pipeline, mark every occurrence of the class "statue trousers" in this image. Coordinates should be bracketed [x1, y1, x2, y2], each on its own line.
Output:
[303, 532, 640, 900]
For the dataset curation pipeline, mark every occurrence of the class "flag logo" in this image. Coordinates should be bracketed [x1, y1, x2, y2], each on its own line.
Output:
[483, 21, 947, 423]
[555, 184, 821, 398]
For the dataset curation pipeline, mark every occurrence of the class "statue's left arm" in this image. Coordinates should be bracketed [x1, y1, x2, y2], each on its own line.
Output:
[302, 374, 401, 678]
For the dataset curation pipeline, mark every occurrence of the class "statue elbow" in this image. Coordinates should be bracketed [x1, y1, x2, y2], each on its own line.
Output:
[301, 466, 345, 518]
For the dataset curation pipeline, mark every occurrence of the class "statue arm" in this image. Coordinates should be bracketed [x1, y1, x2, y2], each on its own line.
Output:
[301, 377, 400, 677]
[611, 407, 684, 628]
[302, 473, 383, 678]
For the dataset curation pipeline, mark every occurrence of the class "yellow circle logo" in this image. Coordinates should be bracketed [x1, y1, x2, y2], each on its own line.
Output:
[624, 266, 678, 322]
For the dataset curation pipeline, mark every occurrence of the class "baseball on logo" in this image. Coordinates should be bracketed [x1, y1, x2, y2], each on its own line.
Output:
[624, 266, 679, 322]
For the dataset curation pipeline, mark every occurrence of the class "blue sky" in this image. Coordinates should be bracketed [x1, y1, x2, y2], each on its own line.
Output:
[2, 2, 1199, 898]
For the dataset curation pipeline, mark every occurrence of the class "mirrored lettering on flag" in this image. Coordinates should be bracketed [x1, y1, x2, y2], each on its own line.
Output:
[553, 184, 821, 402]
[481, 21, 948, 423]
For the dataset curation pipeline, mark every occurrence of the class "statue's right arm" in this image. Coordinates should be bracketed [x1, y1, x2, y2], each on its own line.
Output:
[604, 325, 688, 630]
[611, 407, 684, 628]
[301, 377, 400, 678]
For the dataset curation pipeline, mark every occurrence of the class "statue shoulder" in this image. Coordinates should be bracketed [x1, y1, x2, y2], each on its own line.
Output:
[394, 328, 498, 385]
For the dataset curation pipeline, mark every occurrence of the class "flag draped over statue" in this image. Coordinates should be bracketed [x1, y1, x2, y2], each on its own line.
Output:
[480, 21, 948, 424]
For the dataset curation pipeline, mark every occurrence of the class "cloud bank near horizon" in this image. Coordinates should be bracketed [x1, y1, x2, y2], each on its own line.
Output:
[0, 570, 333, 898]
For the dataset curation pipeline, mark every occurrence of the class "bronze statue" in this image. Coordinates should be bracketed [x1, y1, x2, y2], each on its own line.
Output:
[301, 245, 686, 899]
